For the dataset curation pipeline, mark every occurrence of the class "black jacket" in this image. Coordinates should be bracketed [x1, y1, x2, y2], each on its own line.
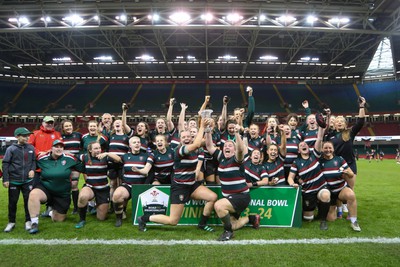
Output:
[2, 143, 36, 183]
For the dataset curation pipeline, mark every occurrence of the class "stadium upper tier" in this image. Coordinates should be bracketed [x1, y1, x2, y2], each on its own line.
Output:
[0, 80, 399, 115]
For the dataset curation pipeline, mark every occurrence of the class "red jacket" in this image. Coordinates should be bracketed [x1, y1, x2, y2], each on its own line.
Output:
[28, 125, 62, 155]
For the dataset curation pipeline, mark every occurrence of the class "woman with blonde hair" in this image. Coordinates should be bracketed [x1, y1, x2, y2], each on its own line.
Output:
[326, 97, 366, 189]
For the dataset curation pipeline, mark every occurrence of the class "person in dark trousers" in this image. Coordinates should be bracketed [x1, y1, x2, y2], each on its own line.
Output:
[2, 127, 36, 232]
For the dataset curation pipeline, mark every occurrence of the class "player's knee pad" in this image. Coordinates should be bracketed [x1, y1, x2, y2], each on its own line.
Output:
[318, 188, 331, 202]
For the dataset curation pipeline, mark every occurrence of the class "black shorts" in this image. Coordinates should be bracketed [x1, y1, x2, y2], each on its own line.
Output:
[119, 183, 133, 200]
[84, 186, 110, 205]
[225, 193, 251, 219]
[154, 175, 172, 185]
[201, 158, 218, 177]
[302, 192, 318, 212]
[329, 186, 351, 205]
[108, 162, 123, 180]
[170, 181, 202, 204]
[35, 183, 70, 215]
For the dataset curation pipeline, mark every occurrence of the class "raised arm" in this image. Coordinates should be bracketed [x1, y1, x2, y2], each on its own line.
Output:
[178, 103, 188, 132]
[278, 125, 287, 157]
[197, 95, 210, 126]
[121, 103, 132, 134]
[242, 127, 249, 148]
[314, 125, 326, 153]
[243, 86, 255, 128]
[204, 119, 217, 155]
[298, 100, 311, 133]
[166, 98, 175, 132]
[234, 124, 246, 162]
[185, 118, 205, 153]
[218, 96, 229, 131]
[199, 95, 210, 112]
[358, 96, 366, 118]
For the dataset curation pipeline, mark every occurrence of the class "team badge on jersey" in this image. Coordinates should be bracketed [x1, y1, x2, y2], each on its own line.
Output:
[51, 134, 55, 139]
[61, 160, 66, 166]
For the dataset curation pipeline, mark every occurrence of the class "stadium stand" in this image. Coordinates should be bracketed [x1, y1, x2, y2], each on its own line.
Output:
[358, 81, 400, 113]
[11, 83, 71, 113]
[208, 83, 244, 113]
[0, 80, 398, 115]
[90, 83, 139, 113]
[56, 83, 105, 114]
[250, 83, 285, 114]
[133, 83, 172, 113]
[311, 84, 359, 113]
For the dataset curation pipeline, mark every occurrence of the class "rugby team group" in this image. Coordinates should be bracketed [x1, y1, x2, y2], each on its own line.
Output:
[1, 87, 366, 241]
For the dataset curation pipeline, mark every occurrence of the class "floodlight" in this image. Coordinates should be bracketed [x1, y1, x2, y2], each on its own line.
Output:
[260, 55, 278, 60]
[306, 15, 317, 24]
[148, 14, 160, 21]
[226, 13, 243, 23]
[63, 14, 84, 25]
[40, 16, 52, 22]
[94, 56, 113, 61]
[201, 13, 213, 22]
[277, 15, 296, 23]
[169, 11, 191, 24]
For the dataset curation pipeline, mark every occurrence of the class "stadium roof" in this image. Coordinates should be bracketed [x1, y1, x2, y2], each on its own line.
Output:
[0, 0, 399, 83]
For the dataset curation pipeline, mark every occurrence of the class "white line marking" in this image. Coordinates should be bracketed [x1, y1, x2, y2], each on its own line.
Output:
[0, 237, 399, 245]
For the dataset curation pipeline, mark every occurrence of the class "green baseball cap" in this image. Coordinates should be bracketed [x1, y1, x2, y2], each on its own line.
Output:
[43, 116, 55, 122]
[14, 127, 33, 136]
[52, 139, 64, 147]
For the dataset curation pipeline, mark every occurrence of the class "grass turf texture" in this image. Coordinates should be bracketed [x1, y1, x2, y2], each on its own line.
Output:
[0, 159, 399, 266]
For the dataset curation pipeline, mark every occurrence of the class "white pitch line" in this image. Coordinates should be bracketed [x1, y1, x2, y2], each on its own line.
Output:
[0, 237, 400, 246]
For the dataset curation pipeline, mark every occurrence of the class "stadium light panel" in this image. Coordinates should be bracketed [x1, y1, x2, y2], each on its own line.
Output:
[277, 15, 296, 24]
[40, 16, 52, 22]
[53, 57, 71, 62]
[94, 56, 113, 61]
[136, 55, 154, 61]
[148, 14, 160, 21]
[260, 55, 278, 60]
[201, 13, 213, 22]
[218, 55, 237, 60]
[63, 14, 84, 25]
[226, 13, 243, 23]
[116, 14, 127, 22]
[169, 11, 191, 24]
[306, 15, 317, 24]
[329, 17, 350, 25]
